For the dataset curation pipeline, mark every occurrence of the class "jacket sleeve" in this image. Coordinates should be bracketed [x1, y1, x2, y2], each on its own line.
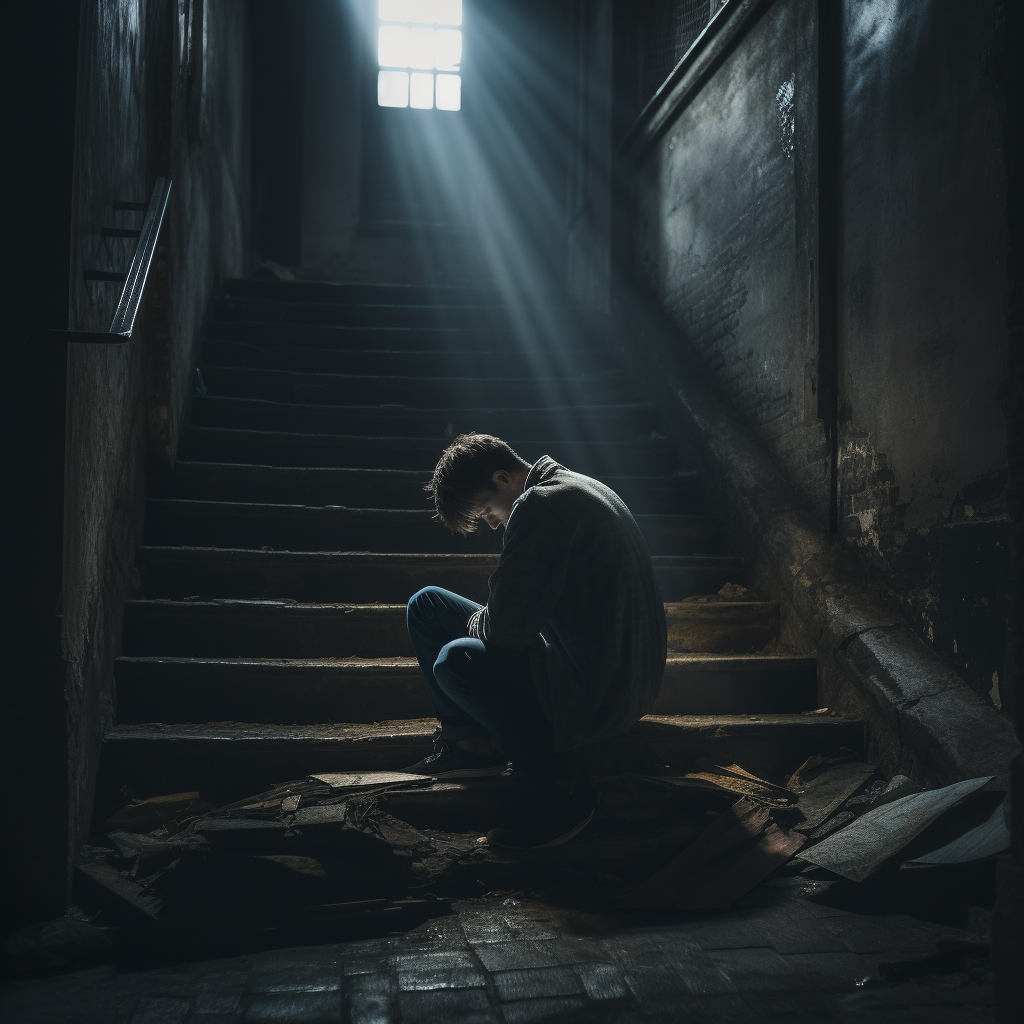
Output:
[470, 491, 576, 650]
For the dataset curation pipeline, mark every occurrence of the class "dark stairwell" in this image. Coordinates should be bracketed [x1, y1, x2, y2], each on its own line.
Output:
[6, 1, 1023, 1021]
[102, 276, 848, 808]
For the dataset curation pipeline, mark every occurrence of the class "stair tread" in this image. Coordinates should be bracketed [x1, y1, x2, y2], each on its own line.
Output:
[184, 427, 667, 449]
[171, 460, 694, 481]
[195, 395, 657, 416]
[148, 498, 708, 519]
[202, 366, 616, 385]
[138, 546, 739, 565]
[107, 713, 856, 740]
[117, 653, 810, 669]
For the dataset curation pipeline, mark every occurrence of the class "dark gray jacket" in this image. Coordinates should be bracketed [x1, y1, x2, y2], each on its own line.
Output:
[471, 456, 667, 749]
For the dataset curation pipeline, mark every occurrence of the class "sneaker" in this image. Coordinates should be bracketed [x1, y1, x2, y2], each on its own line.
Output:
[400, 739, 509, 779]
[485, 775, 596, 849]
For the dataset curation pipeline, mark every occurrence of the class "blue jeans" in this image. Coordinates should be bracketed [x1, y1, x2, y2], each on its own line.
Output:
[406, 586, 569, 777]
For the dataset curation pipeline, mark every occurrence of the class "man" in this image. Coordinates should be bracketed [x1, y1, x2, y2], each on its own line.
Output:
[403, 433, 667, 848]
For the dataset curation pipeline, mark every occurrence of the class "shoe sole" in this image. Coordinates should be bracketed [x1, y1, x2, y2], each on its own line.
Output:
[487, 808, 595, 850]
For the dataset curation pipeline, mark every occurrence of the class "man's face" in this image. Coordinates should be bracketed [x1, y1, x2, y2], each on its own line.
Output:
[472, 470, 522, 530]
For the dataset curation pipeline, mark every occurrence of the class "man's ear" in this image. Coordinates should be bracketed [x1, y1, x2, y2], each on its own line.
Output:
[492, 469, 510, 487]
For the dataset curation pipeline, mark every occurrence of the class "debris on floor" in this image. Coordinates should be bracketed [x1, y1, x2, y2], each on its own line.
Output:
[644, 759, 797, 806]
[787, 755, 878, 833]
[2, 916, 112, 976]
[799, 776, 993, 881]
[903, 794, 1010, 867]
[74, 756, 1011, 944]
[616, 797, 806, 909]
[104, 791, 215, 835]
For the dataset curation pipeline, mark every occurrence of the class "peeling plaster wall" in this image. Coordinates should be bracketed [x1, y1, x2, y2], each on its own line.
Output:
[837, 0, 1009, 704]
[61, 0, 250, 900]
[630, 0, 1010, 708]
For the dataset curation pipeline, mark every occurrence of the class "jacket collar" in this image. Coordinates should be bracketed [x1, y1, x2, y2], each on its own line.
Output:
[504, 457, 560, 540]
[524, 455, 559, 490]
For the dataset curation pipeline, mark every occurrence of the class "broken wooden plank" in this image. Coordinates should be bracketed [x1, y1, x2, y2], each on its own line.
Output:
[75, 861, 164, 927]
[801, 776, 993, 881]
[105, 791, 216, 834]
[903, 794, 1011, 867]
[615, 796, 805, 910]
[645, 760, 796, 807]
[309, 771, 434, 788]
[789, 760, 877, 834]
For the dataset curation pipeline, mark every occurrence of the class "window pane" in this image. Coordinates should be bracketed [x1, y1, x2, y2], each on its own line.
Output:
[432, 0, 462, 26]
[409, 71, 434, 109]
[378, 25, 409, 67]
[409, 27, 435, 69]
[378, 70, 409, 107]
[378, 0, 411, 22]
[435, 73, 461, 111]
[405, 0, 434, 23]
[435, 29, 461, 71]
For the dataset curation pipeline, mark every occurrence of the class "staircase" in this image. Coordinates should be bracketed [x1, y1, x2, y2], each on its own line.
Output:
[98, 280, 862, 812]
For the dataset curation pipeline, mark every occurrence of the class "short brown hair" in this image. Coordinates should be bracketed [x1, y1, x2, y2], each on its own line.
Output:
[426, 433, 531, 534]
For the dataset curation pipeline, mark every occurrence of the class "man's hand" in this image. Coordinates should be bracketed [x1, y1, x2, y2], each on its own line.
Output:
[467, 608, 484, 638]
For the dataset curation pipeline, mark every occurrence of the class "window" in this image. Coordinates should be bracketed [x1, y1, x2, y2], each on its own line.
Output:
[377, 0, 462, 111]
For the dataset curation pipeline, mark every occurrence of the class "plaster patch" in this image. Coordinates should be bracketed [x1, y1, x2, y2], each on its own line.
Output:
[776, 75, 795, 158]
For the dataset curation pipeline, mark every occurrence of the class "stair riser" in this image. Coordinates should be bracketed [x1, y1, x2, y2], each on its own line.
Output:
[200, 366, 631, 409]
[191, 396, 660, 440]
[115, 658, 816, 724]
[209, 321, 517, 351]
[144, 504, 720, 556]
[97, 719, 864, 808]
[202, 342, 612, 378]
[139, 558, 741, 604]
[121, 603, 776, 659]
[212, 299, 572, 331]
[159, 464, 701, 515]
[666, 603, 779, 654]
[180, 431, 677, 476]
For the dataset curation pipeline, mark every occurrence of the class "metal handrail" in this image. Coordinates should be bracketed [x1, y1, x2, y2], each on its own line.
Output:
[108, 177, 172, 337]
[45, 176, 172, 345]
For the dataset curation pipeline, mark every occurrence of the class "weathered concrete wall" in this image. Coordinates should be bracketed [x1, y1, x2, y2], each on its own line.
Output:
[630, 0, 1010, 708]
[836, 0, 1009, 705]
[633, 0, 827, 514]
[60, 0, 250, 904]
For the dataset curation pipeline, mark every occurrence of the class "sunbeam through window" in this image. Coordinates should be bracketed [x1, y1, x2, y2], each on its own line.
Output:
[377, 0, 462, 111]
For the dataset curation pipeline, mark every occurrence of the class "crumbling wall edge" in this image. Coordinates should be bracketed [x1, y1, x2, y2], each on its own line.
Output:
[618, 296, 1020, 788]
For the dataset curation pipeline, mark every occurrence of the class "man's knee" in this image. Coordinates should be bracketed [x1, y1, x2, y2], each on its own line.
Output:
[433, 638, 478, 690]
[407, 586, 445, 624]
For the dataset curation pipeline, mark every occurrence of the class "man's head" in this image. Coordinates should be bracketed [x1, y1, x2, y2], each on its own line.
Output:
[427, 433, 532, 533]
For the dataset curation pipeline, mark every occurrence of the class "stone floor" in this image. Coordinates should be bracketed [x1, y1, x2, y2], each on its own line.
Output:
[1, 877, 995, 1024]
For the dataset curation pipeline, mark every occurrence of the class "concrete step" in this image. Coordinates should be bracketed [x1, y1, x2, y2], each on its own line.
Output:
[137, 549, 746, 603]
[157, 463, 701, 513]
[114, 653, 815, 724]
[201, 341, 612, 377]
[199, 366, 632, 409]
[144, 502, 720, 556]
[208, 321, 518, 351]
[179, 428, 678, 476]
[97, 715, 863, 808]
[212, 297, 574, 331]
[191, 395, 661, 440]
[122, 599, 776, 658]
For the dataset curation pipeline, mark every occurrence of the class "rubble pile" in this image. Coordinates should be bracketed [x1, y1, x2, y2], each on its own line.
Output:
[74, 754, 1009, 938]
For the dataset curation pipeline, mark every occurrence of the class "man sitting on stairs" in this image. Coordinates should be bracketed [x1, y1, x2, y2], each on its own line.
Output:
[402, 433, 667, 849]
